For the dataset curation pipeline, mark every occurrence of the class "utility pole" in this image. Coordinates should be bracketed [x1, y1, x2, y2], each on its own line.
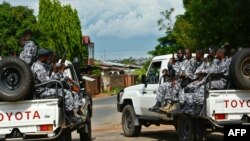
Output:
[103, 49, 106, 61]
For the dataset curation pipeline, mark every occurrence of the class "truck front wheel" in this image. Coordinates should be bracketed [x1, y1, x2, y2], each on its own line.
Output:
[122, 105, 142, 137]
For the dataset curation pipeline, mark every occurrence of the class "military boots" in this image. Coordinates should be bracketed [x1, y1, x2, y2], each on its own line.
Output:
[148, 101, 161, 112]
[170, 103, 184, 114]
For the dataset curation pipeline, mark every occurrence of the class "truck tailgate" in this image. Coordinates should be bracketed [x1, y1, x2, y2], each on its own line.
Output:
[0, 99, 60, 135]
[207, 90, 250, 122]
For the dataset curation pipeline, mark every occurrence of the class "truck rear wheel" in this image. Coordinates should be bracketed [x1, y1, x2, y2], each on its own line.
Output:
[177, 116, 196, 141]
[122, 105, 142, 137]
[54, 128, 72, 141]
[0, 57, 33, 101]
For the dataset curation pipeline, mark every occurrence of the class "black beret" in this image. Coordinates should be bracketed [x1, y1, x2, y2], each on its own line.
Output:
[37, 48, 50, 56]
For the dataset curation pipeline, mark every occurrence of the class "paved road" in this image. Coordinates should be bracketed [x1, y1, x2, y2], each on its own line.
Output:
[72, 96, 223, 141]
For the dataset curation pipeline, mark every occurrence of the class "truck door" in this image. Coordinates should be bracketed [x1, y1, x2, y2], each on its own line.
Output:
[139, 61, 163, 115]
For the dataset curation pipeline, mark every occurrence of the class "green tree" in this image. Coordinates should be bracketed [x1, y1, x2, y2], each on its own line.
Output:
[120, 57, 137, 65]
[0, 2, 37, 56]
[37, 0, 87, 62]
[185, 0, 250, 48]
[151, 0, 250, 56]
[148, 8, 183, 56]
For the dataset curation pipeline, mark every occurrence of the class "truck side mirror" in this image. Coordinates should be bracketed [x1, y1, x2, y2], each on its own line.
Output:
[141, 75, 148, 87]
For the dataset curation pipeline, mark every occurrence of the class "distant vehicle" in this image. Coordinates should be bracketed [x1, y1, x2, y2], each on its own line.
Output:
[0, 57, 92, 141]
[117, 49, 250, 141]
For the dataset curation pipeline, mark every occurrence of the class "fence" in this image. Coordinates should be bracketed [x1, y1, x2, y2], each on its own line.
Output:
[84, 74, 138, 96]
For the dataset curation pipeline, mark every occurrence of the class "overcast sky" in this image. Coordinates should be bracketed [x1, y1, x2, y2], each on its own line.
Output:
[1, 0, 185, 60]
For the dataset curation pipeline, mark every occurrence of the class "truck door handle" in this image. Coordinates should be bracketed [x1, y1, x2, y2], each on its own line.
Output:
[153, 91, 157, 94]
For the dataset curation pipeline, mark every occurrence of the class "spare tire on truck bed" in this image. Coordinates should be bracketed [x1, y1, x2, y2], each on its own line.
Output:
[230, 48, 250, 89]
[0, 57, 33, 101]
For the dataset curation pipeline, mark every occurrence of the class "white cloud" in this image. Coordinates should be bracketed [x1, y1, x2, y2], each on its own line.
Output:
[65, 0, 185, 38]
[0, 0, 185, 38]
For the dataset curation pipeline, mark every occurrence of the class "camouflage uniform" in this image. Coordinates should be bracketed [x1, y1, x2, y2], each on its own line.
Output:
[178, 58, 197, 103]
[156, 82, 171, 106]
[202, 58, 230, 89]
[173, 59, 185, 76]
[156, 80, 180, 104]
[31, 61, 74, 111]
[51, 71, 83, 109]
[186, 58, 230, 115]
[185, 76, 206, 105]
[172, 59, 203, 113]
[19, 41, 37, 65]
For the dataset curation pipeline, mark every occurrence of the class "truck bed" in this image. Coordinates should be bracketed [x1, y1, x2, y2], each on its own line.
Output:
[0, 99, 61, 135]
[207, 90, 250, 125]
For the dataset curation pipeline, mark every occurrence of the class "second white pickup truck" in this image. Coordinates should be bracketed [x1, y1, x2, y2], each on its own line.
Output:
[117, 49, 250, 141]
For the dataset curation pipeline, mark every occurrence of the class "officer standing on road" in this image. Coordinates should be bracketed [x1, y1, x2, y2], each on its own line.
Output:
[31, 48, 82, 125]
[19, 29, 37, 65]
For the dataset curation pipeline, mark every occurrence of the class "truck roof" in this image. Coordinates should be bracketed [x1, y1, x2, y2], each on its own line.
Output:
[152, 54, 173, 61]
[152, 53, 203, 61]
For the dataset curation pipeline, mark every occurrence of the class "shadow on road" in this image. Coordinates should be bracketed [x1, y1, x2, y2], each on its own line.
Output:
[120, 130, 223, 141]
[132, 130, 178, 141]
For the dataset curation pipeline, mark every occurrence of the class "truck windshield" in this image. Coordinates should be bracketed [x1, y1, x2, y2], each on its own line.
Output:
[147, 61, 162, 84]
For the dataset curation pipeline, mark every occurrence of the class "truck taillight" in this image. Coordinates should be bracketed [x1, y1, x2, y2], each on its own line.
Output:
[39, 124, 53, 131]
[214, 114, 227, 120]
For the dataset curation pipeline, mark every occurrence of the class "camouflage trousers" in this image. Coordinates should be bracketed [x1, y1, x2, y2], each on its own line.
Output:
[180, 80, 205, 105]
[206, 78, 227, 89]
[185, 85, 205, 105]
[156, 82, 179, 105]
[73, 92, 83, 109]
[156, 83, 169, 106]
[178, 88, 186, 104]
[41, 88, 74, 111]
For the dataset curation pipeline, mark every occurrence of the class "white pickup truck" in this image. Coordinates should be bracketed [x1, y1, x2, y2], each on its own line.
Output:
[117, 49, 250, 141]
[0, 57, 92, 141]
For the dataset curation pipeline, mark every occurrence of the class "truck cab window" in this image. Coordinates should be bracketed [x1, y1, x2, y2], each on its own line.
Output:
[147, 61, 162, 84]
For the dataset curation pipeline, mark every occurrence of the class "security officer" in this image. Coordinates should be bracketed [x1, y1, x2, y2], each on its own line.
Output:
[181, 49, 205, 113]
[51, 63, 83, 113]
[159, 73, 180, 113]
[172, 49, 185, 76]
[148, 69, 170, 112]
[203, 48, 230, 89]
[31, 48, 82, 125]
[204, 46, 217, 69]
[19, 29, 37, 65]
[170, 49, 204, 114]
[169, 49, 194, 114]
[148, 68, 179, 113]
[149, 49, 184, 112]
[188, 48, 230, 115]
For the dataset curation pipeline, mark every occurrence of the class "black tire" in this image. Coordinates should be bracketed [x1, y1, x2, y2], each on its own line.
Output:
[0, 57, 33, 101]
[53, 128, 72, 141]
[177, 116, 196, 141]
[195, 120, 206, 141]
[79, 111, 92, 141]
[122, 105, 142, 137]
[230, 48, 250, 89]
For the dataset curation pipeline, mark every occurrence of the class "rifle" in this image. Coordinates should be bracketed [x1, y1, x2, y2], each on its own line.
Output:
[58, 50, 67, 64]
[172, 52, 176, 65]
